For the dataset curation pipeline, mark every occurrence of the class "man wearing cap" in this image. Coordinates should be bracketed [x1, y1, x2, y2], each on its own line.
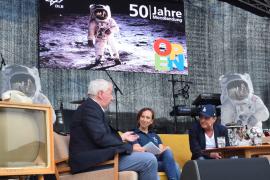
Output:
[189, 104, 230, 160]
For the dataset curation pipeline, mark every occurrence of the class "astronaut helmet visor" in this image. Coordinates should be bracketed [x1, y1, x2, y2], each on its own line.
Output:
[227, 80, 249, 100]
[94, 9, 108, 20]
[10, 74, 36, 97]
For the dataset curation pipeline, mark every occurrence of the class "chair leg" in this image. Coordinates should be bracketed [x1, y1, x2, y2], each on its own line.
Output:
[55, 166, 60, 180]
[37, 175, 44, 180]
[113, 153, 119, 180]
[19, 176, 25, 180]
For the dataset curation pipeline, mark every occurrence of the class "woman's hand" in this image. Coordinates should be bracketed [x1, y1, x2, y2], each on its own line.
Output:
[133, 144, 145, 152]
[159, 144, 170, 154]
[210, 152, 222, 159]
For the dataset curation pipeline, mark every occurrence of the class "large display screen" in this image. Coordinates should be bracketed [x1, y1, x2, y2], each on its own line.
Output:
[39, 0, 188, 74]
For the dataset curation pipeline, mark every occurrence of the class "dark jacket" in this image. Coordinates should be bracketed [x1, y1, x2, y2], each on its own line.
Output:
[69, 98, 132, 174]
[189, 121, 230, 160]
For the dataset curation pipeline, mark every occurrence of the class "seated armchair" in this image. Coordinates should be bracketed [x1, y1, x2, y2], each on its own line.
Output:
[54, 132, 137, 180]
[158, 134, 192, 180]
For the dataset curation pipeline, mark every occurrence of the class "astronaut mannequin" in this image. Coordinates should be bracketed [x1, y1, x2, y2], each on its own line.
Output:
[88, 4, 121, 65]
[0, 65, 56, 123]
[219, 73, 269, 130]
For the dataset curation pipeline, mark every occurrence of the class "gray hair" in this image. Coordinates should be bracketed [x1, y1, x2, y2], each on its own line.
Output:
[88, 79, 112, 97]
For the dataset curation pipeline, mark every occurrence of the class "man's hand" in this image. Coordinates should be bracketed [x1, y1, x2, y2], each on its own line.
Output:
[121, 131, 139, 142]
[210, 152, 222, 159]
[88, 40, 94, 48]
[133, 144, 145, 152]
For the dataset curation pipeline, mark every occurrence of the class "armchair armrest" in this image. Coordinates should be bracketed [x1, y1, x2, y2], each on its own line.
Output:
[55, 154, 119, 180]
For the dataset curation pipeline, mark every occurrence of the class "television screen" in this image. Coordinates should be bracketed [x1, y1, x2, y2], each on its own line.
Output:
[0, 102, 54, 176]
[39, 0, 188, 74]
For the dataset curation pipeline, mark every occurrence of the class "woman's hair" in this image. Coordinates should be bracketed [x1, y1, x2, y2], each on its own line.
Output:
[137, 107, 155, 129]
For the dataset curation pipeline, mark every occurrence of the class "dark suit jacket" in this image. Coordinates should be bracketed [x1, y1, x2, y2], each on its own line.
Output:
[69, 98, 132, 174]
[189, 121, 230, 160]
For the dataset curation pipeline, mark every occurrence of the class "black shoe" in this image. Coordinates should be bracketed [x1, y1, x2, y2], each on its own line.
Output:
[94, 55, 103, 65]
[114, 59, 121, 65]
[94, 59, 100, 65]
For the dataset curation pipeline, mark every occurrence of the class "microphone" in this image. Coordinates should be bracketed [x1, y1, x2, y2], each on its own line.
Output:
[54, 99, 67, 135]
[0, 53, 6, 70]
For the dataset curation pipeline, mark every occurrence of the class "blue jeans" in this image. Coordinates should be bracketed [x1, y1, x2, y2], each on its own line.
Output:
[157, 149, 181, 180]
[119, 152, 159, 180]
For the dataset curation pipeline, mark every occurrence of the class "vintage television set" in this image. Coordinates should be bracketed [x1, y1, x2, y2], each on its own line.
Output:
[0, 101, 55, 176]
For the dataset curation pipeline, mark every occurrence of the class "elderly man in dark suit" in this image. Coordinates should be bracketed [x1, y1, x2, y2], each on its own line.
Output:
[69, 79, 158, 180]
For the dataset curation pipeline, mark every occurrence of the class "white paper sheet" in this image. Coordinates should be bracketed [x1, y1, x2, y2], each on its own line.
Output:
[143, 142, 161, 155]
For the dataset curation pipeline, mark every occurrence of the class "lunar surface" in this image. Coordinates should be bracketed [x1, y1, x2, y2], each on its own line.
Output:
[39, 14, 187, 74]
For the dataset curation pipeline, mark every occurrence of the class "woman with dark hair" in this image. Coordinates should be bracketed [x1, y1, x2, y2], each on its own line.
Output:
[133, 107, 181, 180]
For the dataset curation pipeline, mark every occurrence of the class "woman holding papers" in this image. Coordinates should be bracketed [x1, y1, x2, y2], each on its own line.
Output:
[132, 107, 181, 180]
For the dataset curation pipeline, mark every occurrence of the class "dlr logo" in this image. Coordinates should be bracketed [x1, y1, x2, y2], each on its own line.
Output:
[154, 38, 185, 71]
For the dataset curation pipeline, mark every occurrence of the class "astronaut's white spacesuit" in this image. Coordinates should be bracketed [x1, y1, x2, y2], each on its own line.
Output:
[0, 65, 56, 123]
[219, 73, 269, 130]
[88, 4, 121, 65]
